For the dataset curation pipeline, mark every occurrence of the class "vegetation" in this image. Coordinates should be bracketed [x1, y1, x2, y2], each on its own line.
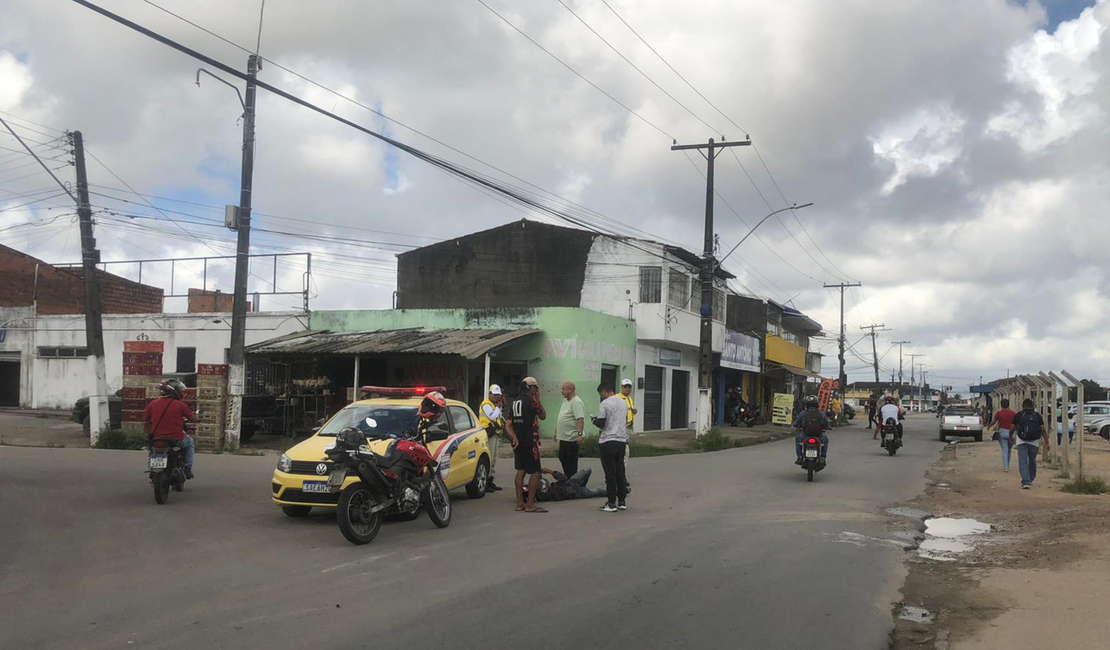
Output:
[1060, 475, 1109, 495]
[94, 429, 146, 450]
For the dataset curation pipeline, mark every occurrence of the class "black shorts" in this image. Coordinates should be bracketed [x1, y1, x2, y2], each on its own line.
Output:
[514, 444, 541, 473]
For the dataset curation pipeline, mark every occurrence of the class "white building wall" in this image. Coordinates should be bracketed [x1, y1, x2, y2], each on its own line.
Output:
[9, 311, 307, 409]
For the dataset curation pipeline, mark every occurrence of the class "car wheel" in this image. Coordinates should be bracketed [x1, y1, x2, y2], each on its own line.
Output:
[1100, 425, 1110, 440]
[82, 414, 91, 437]
[281, 505, 312, 518]
[465, 456, 490, 499]
[974, 432, 983, 443]
[939, 430, 947, 441]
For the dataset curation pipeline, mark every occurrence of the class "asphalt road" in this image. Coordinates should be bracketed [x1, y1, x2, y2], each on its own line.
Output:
[0, 416, 943, 649]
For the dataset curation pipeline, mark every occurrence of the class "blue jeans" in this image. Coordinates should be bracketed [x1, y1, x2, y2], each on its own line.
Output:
[795, 433, 829, 458]
[1016, 443, 1039, 486]
[998, 429, 1012, 469]
[150, 435, 195, 469]
[1057, 423, 1074, 446]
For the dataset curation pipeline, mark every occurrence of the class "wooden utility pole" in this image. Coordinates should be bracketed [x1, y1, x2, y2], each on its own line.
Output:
[892, 341, 910, 389]
[826, 282, 862, 391]
[670, 136, 751, 436]
[860, 324, 888, 384]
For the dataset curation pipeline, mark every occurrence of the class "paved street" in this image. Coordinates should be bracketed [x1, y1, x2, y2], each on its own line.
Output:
[1, 416, 942, 649]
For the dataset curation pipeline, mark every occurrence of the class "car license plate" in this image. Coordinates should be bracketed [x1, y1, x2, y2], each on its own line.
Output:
[955, 425, 969, 430]
[804, 449, 818, 458]
[885, 433, 895, 441]
[326, 469, 346, 487]
[302, 481, 331, 494]
[148, 457, 168, 469]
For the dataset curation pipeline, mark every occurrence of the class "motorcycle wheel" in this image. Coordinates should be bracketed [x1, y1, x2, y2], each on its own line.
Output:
[337, 484, 383, 545]
[153, 473, 170, 504]
[424, 475, 452, 528]
[745, 418, 756, 428]
[806, 467, 814, 482]
[888, 444, 897, 456]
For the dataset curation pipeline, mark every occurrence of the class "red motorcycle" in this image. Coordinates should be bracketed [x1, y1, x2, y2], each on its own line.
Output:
[324, 419, 452, 545]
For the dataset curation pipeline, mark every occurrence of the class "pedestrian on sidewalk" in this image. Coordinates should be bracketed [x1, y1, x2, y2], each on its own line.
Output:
[477, 384, 506, 492]
[555, 381, 585, 476]
[1055, 399, 1074, 446]
[593, 383, 629, 513]
[866, 394, 878, 430]
[618, 378, 637, 492]
[506, 377, 547, 513]
[986, 398, 1017, 472]
[1013, 398, 1048, 489]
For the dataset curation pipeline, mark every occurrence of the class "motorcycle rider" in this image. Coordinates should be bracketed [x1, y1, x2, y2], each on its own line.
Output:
[477, 384, 506, 493]
[877, 395, 904, 441]
[143, 378, 196, 479]
[793, 395, 830, 465]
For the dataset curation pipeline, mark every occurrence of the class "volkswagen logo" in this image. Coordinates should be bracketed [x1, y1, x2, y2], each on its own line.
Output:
[315, 463, 328, 475]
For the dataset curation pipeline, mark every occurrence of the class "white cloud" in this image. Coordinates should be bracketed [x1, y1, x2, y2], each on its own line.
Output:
[871, 103, 967, 195]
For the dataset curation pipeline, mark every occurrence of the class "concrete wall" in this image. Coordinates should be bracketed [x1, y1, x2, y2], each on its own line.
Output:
[309, 307, 636, 439]
[2, 311, 307, 409]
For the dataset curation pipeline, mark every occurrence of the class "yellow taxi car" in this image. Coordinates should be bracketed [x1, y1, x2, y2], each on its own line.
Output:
[272, 387, 491, 517]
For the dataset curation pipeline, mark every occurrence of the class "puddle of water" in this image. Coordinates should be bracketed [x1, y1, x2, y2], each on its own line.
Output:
[924, 518, 990, 538]
[897, 605, 934, 624]
[917, 537, 973, 560]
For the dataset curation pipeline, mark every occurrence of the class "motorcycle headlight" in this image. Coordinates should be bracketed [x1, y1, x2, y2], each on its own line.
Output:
[277, 454, 292, 473]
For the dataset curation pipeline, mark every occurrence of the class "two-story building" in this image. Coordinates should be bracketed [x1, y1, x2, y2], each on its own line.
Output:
[394, 220, 738, 432]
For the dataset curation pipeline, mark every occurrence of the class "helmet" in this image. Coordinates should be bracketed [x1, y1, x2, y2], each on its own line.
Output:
[158, 378, 186, 400]
[804, 395, 819, 408]
[418, 391, 446, 420]
[885, 395, 896, 404]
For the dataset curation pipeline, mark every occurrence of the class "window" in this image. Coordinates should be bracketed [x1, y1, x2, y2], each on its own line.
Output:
[448, 406, 474, 432]
[176, 347, 196, 373]
[712, 289, 725, 322]
[638, 267, 662, 304]
[36, 346, 90, 358]
[668, 270, 691, 309]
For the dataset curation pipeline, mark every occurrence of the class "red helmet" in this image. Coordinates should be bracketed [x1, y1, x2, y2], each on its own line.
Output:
[418, 391, 446, 420]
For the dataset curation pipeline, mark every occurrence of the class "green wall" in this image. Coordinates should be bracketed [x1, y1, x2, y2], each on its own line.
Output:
[309, 307, 636, 439]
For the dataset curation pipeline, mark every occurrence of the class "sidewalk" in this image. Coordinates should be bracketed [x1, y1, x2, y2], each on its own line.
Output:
[893, 433, 1110, 649]
[0, 409, 87, 448]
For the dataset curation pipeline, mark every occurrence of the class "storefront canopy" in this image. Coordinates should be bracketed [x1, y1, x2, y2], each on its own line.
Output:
[765, 361, 822, 379]
[246, 327, 540, 361]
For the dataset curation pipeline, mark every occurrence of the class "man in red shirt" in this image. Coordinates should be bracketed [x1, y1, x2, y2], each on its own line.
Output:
[986, 398, 1017, 472]
[143, 378, 197, 479]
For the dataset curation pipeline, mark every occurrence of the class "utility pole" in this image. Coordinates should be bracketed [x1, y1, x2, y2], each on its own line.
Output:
[892, 341, 911, 389]
[824, 282, 862, 392]
[225, 54, 261, 452]
[907, 353, 924, 384]
[860, 324, 888, 385]
[671, 136, 751, 437]
[72, 131, 110, 446]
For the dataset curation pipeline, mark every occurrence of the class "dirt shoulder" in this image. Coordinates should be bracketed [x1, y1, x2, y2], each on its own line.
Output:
[893, 436, 1110, 649]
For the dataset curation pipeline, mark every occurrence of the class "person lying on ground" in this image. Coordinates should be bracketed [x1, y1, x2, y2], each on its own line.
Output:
[522, 467, 607, 502]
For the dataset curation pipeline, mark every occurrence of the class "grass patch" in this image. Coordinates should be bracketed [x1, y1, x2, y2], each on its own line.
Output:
[690, 427, 739, 452]
[94, 429, 146, 450]
[1060, 476, 1109, 495]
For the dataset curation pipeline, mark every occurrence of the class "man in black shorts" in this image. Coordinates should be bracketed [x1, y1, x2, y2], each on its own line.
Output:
[505, 376, 547, 513]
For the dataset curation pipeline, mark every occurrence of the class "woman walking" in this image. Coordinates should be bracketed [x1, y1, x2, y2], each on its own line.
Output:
[986, 399, 1017, 472]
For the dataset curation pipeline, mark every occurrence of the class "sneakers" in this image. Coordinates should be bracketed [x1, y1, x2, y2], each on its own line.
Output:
[184, 468, 194, 480]
[617, 502, 627, 511]
[1021, 484, 1030, 489]
[599, 503, 618, 513]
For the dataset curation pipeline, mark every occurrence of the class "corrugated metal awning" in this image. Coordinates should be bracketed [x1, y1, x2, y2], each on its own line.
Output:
[764, 361, 822, 379]
[245, 327, 540, 361]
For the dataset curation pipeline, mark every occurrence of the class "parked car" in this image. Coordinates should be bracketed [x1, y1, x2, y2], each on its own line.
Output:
[842, 403, 856, 420]
[939, 406, 983, 442]
[72, 390, 123, 435]
[271, 386, 491, 518]
[1070, 402, 1110, 420]
[1085, 414, 1110, 440]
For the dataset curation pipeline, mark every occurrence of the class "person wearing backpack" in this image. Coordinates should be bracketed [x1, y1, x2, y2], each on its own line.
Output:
[1013, 398, 1049, 489]
[793, 395, 830, 465]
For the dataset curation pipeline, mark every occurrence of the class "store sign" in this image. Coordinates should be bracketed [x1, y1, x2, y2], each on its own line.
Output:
[721, 330, 760, 373]
[817, 378, 834, 412]
[772, 393, 795, 426]
[659, 348, 682, 367]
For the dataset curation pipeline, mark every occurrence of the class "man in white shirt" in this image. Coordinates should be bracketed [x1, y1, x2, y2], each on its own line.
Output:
[877, 395, 903, 442]
[592, 384, 629, 512]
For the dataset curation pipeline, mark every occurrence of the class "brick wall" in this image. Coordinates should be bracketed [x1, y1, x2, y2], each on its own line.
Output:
[0, 244, 163, 314]
[187, 288, 235, 313]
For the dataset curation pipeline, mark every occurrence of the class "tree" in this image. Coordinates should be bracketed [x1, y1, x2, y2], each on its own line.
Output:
[1071, 379, 1107, 402]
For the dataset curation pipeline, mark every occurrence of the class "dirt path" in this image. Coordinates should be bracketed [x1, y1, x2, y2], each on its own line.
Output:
[893, 436, 1110, 649]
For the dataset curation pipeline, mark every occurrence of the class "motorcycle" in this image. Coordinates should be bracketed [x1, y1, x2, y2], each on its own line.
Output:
[736, 404, 764, 427]
[880, 417, 903, 456]
[799, 435, 826, 482]
[148, 437, 188, 504]
[324, 418, 452, 545]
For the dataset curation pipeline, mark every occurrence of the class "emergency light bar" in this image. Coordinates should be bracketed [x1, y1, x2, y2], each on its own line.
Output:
[359, 386, 447, 398]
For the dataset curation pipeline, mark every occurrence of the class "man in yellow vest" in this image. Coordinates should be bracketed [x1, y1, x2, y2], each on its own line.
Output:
[478, 384, 505, 493]
[619, 378, 637, 492]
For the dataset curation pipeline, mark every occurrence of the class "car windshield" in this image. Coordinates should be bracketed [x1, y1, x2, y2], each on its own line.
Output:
[317, 405, 418, 437]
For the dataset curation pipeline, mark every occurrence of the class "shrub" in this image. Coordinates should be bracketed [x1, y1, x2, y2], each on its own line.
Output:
[94, 429, 146, 450]
[690, 428, 737, 452]
[1060, 476, 1109, 495]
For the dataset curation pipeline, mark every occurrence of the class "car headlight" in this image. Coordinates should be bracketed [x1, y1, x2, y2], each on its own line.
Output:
[277, 454, 292, 473]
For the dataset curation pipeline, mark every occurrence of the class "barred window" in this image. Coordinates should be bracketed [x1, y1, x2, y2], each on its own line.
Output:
[37, 346, 90, 358]
[638, 266, 662, 304]
[668, 270, 691, 309]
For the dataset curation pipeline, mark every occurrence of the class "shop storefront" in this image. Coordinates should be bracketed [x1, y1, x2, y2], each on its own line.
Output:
[715, 329, 761, 423]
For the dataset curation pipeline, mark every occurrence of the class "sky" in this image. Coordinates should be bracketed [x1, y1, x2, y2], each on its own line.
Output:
[1, 0, 1108, 391]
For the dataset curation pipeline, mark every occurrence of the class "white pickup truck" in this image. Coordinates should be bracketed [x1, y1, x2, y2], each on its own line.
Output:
[939, 407, 983, 442]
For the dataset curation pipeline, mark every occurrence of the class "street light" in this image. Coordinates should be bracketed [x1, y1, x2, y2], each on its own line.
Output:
[718, 203, 814, 266]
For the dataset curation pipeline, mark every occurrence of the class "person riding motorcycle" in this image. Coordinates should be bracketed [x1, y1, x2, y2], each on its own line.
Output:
[143, 378, 196, 479]
[877, 395, 904, 441]
[793, 395, 830, 465]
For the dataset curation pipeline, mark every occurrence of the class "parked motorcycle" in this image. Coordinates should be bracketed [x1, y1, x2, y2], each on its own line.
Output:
[741, 404, 765, 427]
[880, 417, 903, 456]
[148, 437, 188, 504]
[324, 418, 451, 545]
[799, 436, 826, 482]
